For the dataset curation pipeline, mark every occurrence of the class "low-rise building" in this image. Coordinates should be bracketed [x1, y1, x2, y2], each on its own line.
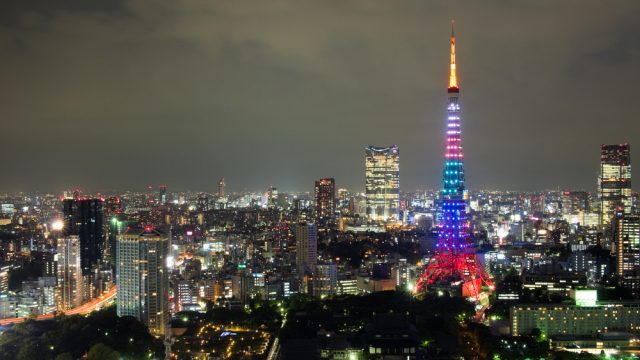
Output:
[511, 290, 640, 337]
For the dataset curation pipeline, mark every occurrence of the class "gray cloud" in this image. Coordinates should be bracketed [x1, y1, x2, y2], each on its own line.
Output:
[1, 0, 639, 193]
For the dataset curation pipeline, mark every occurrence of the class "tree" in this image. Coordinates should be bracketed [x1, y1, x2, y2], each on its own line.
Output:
[16, 338, 46, 360]
[87, 343, 120, 360]
[54, 353, 74, 360]
[530, 328, 542, 339]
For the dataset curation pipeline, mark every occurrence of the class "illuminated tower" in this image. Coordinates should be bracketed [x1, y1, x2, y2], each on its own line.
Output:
[415, 23, 493, 299]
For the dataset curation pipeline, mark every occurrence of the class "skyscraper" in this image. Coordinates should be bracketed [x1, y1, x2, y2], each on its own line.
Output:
[267, 186, 278, 208]
[562, 191, 590, 215]
[63, 198, 104, 276]
[415, 23, 493, 299]
[365, 145, 400, 222]
[314, 178, 336, 224]
[295, 223, 317, 278]
[107, 216, 128, 269]
[599, 144, 632, 225]
[158, 185, 167, 205]
[56, 235, 83, 310]
[218, 177, 226, 197]
[116, 227, 169, 336]
[612, 209, 640, 296]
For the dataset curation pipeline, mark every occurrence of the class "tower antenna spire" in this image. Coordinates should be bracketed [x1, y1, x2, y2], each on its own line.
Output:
[451, 18, 455, 37]
[449, 19, 458, 90]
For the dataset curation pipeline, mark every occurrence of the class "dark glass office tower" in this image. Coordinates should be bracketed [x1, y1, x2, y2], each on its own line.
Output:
[63, 198, 105, 276]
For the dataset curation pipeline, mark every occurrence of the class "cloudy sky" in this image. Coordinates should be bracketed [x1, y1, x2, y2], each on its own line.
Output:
[1, 1, 639, 193]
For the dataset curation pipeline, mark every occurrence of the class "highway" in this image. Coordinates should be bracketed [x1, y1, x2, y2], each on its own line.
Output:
[0, 286, 117, 326]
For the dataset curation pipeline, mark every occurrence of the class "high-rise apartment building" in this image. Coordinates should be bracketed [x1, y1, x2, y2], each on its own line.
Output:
[107, 216, 129, 269]
[365, 145, 400, 222]
[116, 227, 169, 336]
[0, 265, 9, 293]
[599, 144, 632, 225]
[63, 198, 104, 276]
[295, 223, 317, 277]
[314, 178, 336, 224]
[612, 209, 640, 295]
[56, 236, 83, 310]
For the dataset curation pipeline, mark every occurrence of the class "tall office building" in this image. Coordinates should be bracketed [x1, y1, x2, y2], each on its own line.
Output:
[415, 23, 493, 299]
[63, 198, 104, 276]
[365, 145, 400, 222]
[218, 178, 226, 197]
[158, 185, 167, 205]
[313, 263, 337, 298]
[612, 209, 640, 295]
[56, 236, 83, 310]
[116, 227, 169, 336]
[599, 144, 632, 225]
[314, 178, 336, 224]
[562, 191, 590, 215]
[267, 186, 278, 208]
[295, 223, 317, 277]
[529, 193, 545, 216]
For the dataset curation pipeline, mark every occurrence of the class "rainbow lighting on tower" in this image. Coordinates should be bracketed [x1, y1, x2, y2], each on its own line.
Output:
[414, 22, 494, 300]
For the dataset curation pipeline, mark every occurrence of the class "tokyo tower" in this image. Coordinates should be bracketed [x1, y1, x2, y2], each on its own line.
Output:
[414, 23, 494, 299]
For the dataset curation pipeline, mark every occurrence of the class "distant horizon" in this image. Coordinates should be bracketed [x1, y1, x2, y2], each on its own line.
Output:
[0, 185, 602, 196]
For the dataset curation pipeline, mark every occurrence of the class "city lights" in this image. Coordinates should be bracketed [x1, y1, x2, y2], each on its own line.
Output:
[51, 219, 64, 231]
[0, 4, 638, 360]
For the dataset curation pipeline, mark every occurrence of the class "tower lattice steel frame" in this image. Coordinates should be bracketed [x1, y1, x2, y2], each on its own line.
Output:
[415, 23, 494, 299]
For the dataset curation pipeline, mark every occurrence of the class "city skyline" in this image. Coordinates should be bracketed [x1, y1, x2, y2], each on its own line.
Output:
[5, 3, 640, 359]
[1, 1, 640, 193]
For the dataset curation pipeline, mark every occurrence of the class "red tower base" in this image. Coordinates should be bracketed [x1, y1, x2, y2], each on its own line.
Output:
[415, 251, 494, 300]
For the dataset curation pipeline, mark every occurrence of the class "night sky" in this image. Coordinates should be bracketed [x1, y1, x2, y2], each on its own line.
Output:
[2, 1, 640, 193]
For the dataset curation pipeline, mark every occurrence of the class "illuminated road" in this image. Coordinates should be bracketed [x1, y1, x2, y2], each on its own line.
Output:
[266, 337, 280, 360]
[0, 286, 117, 326]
